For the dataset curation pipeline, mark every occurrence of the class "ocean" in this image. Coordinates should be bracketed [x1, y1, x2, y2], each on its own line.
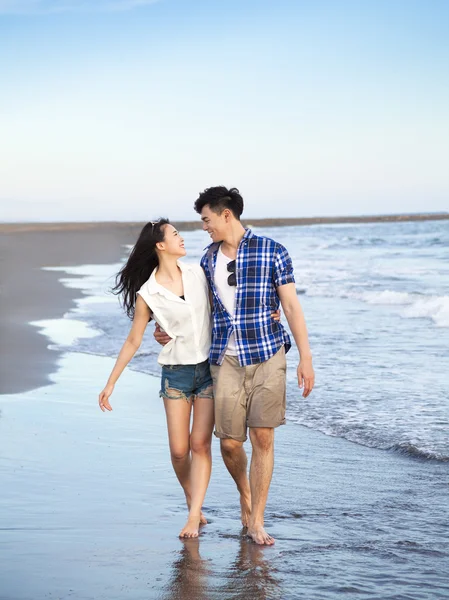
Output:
[35, 218, 449, 463]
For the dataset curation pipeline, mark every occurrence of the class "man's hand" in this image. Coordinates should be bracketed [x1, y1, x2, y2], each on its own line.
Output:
[297, 358, 314, 398]
[154, 323, 172, 346]
[271, 309, 281, 322]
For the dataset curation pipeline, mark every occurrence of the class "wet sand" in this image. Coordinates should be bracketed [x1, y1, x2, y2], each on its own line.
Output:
[1, 353, 447, 599]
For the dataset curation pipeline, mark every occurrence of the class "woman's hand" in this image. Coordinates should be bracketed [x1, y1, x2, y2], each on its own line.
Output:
[99, 383, 114, 412]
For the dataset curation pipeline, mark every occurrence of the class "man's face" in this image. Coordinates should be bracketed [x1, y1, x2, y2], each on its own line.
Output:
[200, 205, 227, 243]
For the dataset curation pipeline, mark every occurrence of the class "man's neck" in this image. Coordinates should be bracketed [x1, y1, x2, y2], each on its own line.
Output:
[220, 222, 246, 255]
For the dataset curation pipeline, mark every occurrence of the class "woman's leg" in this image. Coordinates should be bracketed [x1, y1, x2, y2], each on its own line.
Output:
[179, 393, 214, 538]
[163, 396, 193, 507]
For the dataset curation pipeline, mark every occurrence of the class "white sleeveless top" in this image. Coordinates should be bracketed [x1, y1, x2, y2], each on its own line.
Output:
[137, 261, 212, 366]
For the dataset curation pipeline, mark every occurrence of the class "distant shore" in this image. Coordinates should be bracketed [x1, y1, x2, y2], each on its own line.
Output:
[1, 211, 448, 233]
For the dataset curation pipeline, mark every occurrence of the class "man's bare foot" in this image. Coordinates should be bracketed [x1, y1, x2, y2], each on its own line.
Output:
[240, 493, 252, 527]
[247, 525, 275, 545]
[179, 515, 201, 539]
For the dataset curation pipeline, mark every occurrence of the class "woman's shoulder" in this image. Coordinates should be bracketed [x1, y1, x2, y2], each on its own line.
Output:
[137, 268, 157, 299]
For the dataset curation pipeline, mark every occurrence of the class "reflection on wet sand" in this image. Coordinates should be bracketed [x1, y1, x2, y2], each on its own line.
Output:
[163, 530, 282, 600]
[162, 539, 210, 600]
[220, 531, 282, 600]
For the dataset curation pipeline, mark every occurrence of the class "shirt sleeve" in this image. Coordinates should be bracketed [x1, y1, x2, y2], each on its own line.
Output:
[200, 253, 214, 290]
[136, 281, 152, 309]
[273, 243, 295, 287]
[191, 262, 206, 279]
[191, 263, 209, 289]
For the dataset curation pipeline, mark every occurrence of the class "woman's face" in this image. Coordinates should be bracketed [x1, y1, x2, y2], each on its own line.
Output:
[158, 224, 186, 257]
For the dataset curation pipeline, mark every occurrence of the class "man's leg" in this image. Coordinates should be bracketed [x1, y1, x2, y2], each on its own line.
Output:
[220, 438, 252, 527]
[245, 347, 287, 545]
[247, 427, 275, 545]
[210, 356, 251, 526]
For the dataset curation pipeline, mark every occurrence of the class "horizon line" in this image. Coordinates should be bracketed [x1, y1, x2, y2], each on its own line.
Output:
[1, 212, 448, 233]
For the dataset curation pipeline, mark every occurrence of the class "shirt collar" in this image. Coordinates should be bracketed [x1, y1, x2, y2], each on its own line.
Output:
[202, 227, 253, 251]
[147, 261, 189, 297]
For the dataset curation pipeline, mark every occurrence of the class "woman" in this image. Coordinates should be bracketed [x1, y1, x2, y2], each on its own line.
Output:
[98, 219, 214, 539]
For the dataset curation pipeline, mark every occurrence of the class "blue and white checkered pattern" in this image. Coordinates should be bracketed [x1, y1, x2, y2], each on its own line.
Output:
[201, 228, 295, 366]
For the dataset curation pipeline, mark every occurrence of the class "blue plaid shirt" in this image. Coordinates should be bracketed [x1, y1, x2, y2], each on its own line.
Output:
[201, 228, 295, 366]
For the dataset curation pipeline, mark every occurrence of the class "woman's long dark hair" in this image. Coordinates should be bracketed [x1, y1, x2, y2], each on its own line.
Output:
[113, 219, 170, 319]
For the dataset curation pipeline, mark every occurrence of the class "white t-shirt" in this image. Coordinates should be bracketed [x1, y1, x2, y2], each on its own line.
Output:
[214, 246, 238, 356]
[137, 261, 211, 366]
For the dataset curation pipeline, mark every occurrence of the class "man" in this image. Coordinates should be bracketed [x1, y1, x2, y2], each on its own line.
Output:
[158, 186, 314, 545]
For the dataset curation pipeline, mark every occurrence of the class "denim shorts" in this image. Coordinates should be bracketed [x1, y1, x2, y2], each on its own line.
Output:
[159, 359, 214, 402]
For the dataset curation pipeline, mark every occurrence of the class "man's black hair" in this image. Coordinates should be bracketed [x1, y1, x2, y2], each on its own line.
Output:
[194, 186, 244, 220]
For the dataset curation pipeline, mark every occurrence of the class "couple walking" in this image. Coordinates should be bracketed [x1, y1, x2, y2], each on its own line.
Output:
[98, 186, 314, 545]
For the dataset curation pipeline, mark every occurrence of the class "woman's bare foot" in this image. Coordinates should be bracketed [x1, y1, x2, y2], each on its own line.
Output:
[179, 515, 201, 539]
[247, 524, 275, 545]
[240, 493, 252, 527]
[185, 495, 207, 525]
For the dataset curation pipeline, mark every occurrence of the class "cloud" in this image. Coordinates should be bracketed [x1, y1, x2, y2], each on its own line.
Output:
[0, 0, 161, 14]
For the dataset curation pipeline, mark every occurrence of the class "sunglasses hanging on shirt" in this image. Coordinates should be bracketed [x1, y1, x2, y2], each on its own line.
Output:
[227, 260, 236, 286]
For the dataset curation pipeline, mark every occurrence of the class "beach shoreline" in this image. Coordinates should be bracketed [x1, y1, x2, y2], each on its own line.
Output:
[0, 226, 138, 394]
[1, 223, 448, 599]
[1, 211, 447, 392]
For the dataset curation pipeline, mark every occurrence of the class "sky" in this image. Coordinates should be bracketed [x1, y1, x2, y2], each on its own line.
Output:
[0, 0, 448, 222]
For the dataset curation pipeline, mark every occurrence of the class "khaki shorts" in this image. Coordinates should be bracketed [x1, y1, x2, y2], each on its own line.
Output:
[210, 346, 286, 442]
